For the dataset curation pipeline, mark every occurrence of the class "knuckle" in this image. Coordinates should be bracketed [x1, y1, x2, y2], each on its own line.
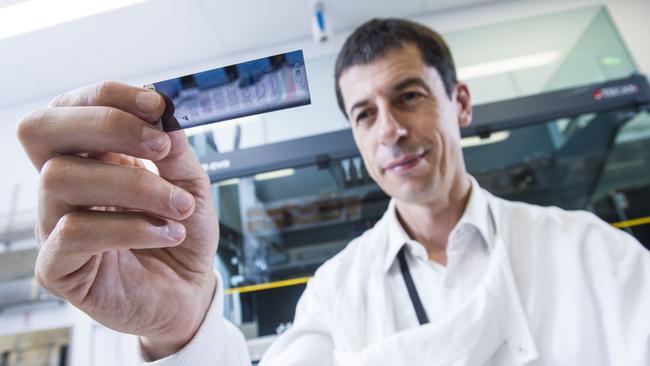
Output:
[94, 106, 120, 136]
[130, 167, 153, 196]
[34, 242, 59, 293]
[40, 156, 71, 191]
[15, 108, 47, 144]
[196, 168, 210, 184]
[197, 174, 212, 196]
[34, 257, 65, 300]
[48, 80, 119, 108]
[193, 169, 212, 196]
[34, 223, 45, 245]
[56, 212, 84, 242]
[200, 171, 211, 187]
[48, 92, 65, 108]
[95, 105, 112, 128]
[34, 262, 50, 291]
[94, 80, 117, 105]
[34, 257, 52, 290]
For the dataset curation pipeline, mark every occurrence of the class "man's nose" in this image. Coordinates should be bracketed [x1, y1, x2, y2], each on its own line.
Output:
[377, 103, 407, 146]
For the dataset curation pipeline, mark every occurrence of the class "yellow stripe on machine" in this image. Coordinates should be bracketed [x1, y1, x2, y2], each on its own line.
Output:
[223, 215, 650, 295]
[611, 215, 650, 229]
[225, 276, 312, 295]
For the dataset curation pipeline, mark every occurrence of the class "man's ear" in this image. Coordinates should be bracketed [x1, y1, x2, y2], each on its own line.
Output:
[455, 82, 472, 128]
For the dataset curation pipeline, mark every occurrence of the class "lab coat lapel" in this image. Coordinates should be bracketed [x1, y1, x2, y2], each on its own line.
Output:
[334, 219, 539, 366]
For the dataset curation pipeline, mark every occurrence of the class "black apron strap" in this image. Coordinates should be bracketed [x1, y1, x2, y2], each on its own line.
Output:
[397, 245, 430, 325]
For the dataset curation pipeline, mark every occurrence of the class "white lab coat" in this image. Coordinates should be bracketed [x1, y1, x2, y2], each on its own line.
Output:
[145, 181, 650, 365]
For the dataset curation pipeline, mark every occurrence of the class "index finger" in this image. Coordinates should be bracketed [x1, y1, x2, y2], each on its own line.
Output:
[16, 105, 171, 171]
[49, 81, 165, 124]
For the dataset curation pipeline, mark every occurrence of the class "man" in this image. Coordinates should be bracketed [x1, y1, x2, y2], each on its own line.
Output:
[16, 18, 649, 366]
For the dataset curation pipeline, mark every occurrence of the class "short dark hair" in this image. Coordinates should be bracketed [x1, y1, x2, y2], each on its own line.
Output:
[334, 18, 457, 118]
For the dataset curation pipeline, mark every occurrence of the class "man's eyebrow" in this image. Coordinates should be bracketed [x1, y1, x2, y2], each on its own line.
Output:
[349, 99, 370, 118]
[347, 77, 430, 117]
[390, 77, 431, 94]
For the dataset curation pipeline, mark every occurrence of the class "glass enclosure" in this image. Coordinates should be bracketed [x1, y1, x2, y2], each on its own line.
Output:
[467, 108, 650, 234]
[211, 154, 386, 339]
[203, 102, 650, 340]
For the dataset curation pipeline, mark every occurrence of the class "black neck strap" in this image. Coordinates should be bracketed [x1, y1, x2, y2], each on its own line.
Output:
[397, 246, 430, 325]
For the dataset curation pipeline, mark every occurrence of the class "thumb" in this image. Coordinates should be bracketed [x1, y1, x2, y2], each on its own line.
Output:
[155, 130, 207, 187]
[154, 130, 219, 259]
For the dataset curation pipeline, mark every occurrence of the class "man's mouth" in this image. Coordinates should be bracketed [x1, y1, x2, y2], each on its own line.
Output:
[383, 151, 427, 174]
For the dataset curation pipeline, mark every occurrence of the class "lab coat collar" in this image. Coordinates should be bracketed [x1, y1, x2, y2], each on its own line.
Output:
[383, 175, 494, 273]
[339, 213, 539, 365]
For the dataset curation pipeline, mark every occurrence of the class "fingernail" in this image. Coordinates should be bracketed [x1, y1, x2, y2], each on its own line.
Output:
[172, 188, 194, 213]
[136, 91, 161, 113]
[165, 221, 186, 241]
[142, 126, 168, 153]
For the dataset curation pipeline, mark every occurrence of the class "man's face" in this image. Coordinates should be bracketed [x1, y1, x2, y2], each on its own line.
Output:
[338, 43, 472, 204]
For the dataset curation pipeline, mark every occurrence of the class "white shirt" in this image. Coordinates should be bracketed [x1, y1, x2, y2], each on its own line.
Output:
[386, 176, 492, 329]
[144, 176, 650, 366]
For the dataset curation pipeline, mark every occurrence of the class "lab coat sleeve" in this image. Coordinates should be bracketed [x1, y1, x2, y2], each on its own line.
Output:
[585, 215, 650, 365]
[259, 272, 335, 366]
[139, 272, 252, 366]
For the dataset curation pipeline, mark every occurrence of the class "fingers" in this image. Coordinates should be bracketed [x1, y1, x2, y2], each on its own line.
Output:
[35, 210, 186, 296]
[155, 130, 210, 185]
[17, 80, 169, 171]
[38, 155, 195, 237]
[48, 81, 165, 123]
[16, 80, 219, 268]
[17, 106, 171, 171]
[150, 130, 219, 259]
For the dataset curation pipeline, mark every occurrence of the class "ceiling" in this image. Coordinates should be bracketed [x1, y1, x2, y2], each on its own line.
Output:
[0, 0, 498, 109]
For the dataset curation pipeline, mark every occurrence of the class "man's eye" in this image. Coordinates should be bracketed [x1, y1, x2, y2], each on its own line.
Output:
[356, 111, 370, 123]
[401, 91, 423, 103]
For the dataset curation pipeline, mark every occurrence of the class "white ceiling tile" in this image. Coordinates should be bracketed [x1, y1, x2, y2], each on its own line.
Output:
[327, 0, 429, 29]
[199, 0, 312, 53]
[200, 0, 472, 55]
[422, 0, 497, 13]
[0, 0, 227, 107]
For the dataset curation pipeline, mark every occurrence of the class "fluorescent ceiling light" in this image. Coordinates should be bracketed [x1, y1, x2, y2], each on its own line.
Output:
[600, 56, 622, 66]
[0, 0, 149, 41]
[457, 51, 561, 80]
[217, 178, 240, 187]
[460, 131, 510, 148]
[254, 168, 295, 181]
